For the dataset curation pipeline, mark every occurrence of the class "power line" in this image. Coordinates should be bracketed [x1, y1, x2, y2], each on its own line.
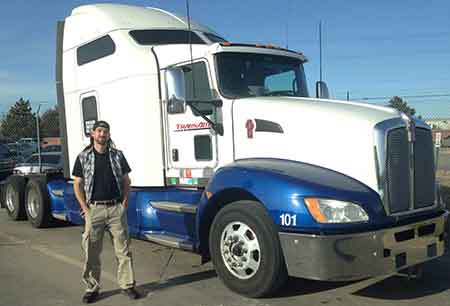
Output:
[354, 93, 450, 101]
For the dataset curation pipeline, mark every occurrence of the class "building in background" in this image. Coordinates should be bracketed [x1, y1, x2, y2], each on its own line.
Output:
[426, 118, 450, 147]
[425, 118, 450, 130]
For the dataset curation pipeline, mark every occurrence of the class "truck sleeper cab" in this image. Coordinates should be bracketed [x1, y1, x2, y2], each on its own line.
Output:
[2, 3, 448, 298]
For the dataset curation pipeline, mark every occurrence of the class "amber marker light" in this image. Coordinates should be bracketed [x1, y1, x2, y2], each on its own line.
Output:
[304, 198, 327, 223]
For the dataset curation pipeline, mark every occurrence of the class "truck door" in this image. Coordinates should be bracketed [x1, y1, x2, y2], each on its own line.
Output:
[164, 60, 218, 186]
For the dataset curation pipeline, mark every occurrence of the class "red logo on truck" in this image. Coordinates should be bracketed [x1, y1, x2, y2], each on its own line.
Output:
[175, 122, 210, 132]
[245, 119, 255, 139]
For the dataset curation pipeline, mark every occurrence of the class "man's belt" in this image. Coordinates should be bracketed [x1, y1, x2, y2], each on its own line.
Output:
[90, 198, 120, 206]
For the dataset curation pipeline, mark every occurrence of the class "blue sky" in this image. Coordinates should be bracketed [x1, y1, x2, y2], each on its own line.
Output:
[0, 0, 449, 118]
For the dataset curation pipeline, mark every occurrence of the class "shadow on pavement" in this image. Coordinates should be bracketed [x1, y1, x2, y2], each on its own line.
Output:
[272, 277, 355, 298]
[97, 269, 217, 301]
[353, 256, 450, 299]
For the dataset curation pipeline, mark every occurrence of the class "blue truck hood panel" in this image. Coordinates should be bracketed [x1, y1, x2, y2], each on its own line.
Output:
[205, 158, 391, 233]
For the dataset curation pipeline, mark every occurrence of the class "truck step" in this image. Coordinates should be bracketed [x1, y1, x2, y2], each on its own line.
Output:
[151, 201, 197, 214]
[144, 233, 194, 251]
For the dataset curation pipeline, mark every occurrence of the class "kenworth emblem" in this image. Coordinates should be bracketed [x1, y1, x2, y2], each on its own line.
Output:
[245, 119, 255, 139]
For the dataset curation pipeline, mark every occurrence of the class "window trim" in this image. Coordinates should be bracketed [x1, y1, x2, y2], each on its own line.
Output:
[179, 59, 215, 117]
[81, 95, 98, 137]
[214, 52, 309, 100]
[129, 29, 206, 46]
[77, 35, 116, 66]
[194, 134, 213, 161]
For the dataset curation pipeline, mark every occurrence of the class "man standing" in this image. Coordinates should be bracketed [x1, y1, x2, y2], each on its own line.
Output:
[72, 120, 139, 303]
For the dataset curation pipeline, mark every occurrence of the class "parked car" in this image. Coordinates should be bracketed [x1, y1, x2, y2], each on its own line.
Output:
[6, 142, 37, 162]
[41, 144, 62, 153]
[18, 138, 37, 145]
[13, 152, 63, 175]
[0, 144, 15, 180]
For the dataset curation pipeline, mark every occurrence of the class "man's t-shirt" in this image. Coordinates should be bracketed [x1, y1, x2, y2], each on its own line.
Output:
[72, 149, 131, 201]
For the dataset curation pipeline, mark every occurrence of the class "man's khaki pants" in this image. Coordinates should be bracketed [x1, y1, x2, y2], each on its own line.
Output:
[81, 203, 135, 292]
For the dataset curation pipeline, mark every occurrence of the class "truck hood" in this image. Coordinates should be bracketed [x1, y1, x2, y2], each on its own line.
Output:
[232, 97, 401, 193]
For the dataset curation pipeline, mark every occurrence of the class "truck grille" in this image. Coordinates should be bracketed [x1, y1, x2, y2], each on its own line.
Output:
[414, 128, 435, 209]
[385, 127, 435, 214]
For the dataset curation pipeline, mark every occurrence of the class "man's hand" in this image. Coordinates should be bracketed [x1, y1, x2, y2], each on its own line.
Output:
[73, 176, 89, 218]
[122, 174, 131, 210]
[80, 207, 90, 219]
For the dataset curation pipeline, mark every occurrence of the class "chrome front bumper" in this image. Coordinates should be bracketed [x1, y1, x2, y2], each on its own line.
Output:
[279, 211, 448, 281]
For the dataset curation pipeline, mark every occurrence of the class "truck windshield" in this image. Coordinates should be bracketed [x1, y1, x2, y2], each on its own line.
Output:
[216, 52, 308, 99]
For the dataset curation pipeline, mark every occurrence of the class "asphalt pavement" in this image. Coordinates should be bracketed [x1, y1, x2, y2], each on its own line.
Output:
[1, 208, 450, 306]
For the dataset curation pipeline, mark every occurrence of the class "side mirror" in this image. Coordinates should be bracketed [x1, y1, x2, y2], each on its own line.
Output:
[315, 81, 330, 99]
[166, 68, 186, 114]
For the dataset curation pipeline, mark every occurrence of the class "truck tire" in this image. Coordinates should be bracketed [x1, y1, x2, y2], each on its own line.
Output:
[24, 179, 52, 228]
[209, 200, 287, 297]
[3, 176, 27, 220]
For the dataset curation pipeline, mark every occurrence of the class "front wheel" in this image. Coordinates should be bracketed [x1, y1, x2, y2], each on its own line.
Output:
[209, 200, 287, 297]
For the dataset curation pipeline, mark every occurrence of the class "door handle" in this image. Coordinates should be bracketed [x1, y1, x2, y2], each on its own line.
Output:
[172, 149, 179, 162]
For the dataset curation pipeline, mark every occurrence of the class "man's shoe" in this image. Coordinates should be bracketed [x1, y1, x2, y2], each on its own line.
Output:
[121, 287, 140, 300]
[82, 291, 99, 304]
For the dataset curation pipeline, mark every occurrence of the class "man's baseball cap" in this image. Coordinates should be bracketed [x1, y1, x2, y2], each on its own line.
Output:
[93, 120, 110, 131]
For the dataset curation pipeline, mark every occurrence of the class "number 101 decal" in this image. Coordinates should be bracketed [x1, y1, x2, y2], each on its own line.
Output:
[280, 213, 297, 226]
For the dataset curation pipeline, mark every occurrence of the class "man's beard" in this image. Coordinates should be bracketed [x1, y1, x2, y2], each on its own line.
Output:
[95, 138, 107, 145]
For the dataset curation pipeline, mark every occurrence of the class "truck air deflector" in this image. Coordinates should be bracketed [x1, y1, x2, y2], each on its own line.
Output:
[55, 20, 70, 179]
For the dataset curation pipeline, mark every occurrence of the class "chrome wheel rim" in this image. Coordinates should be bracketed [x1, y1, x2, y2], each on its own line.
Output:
[27, 188, 40, 219]
[5, 184, 16, 213]
[220, 221, 261, 280]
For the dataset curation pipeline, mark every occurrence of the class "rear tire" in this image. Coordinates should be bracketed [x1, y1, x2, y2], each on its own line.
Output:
[209, 200, 287, 297]
[25, 179, 52, 228]
[4, 176, 27, 220]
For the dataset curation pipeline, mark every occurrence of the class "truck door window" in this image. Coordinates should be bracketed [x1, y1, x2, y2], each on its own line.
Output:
[77, 35, 116, 66]
[81, 96, 98, 137]
[194, 135, 212, 161]
[184, 62, 214, 116]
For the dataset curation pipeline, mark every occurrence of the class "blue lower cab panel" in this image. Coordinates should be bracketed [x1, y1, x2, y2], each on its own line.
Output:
[48, 181, 202, 244]
[135, 187, 202, 243]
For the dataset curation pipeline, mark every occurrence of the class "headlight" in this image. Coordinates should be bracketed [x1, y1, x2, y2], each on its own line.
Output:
[304, 198, 369, 223]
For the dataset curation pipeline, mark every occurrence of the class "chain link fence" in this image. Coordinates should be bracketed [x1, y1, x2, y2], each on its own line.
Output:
[0, 101, 61, 178]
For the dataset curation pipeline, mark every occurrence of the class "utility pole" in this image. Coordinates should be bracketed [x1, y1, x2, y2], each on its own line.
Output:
[35, 102, 47, 173]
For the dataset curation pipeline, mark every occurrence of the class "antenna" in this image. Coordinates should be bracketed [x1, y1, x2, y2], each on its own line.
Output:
[319, 20, 323, 82]
[186, 0, 196, 98]
[285, 0, 290, 49]
[285, 23, 289, 49]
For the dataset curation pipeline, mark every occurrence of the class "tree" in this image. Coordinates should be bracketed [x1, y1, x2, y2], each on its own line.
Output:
[388, 96, 416, 117]
[40, 106, 60, 137]
[0, 98, 36, 142]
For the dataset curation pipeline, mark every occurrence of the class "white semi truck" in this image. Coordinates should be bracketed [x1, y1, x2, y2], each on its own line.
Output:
[2, 3, 448, 297]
